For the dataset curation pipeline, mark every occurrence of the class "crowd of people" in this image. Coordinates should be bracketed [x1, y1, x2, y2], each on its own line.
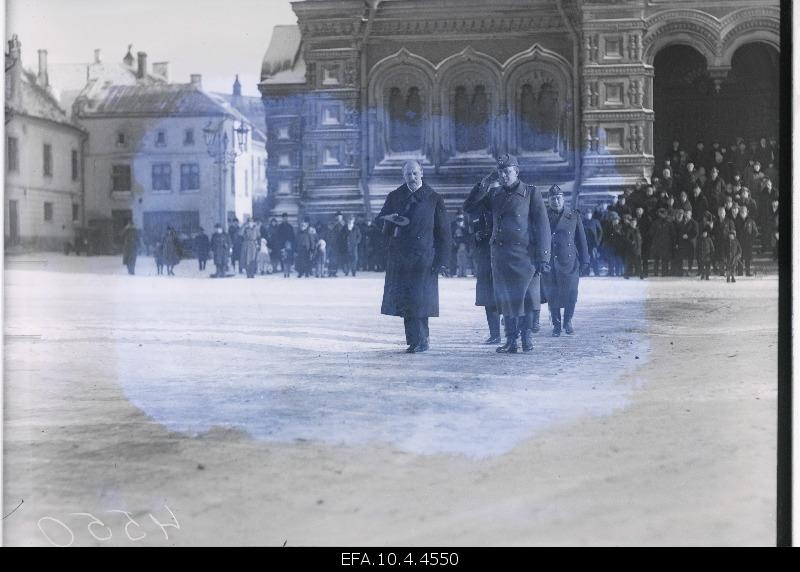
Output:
[582, 135, 780, 280]
[186, 211, 390, 279]
[124, 136, 780, 284]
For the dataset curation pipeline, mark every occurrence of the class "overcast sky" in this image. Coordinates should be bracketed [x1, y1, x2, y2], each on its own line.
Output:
[6, 0, 299, 96]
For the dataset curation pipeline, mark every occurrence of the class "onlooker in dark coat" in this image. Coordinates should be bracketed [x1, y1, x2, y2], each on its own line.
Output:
[121, 221, 141, 275]
[295, 219, 315, 278]
[341, 215, 363, 276]
[623, 218, 643, 279]
[327, 212, 346, 277]
[696, 228, 715, 280]
[241, 220, 260, 278]
[210, 224, 232, 277]
[228, 219, 242, 273]
[582, 210, 603, 277]
[676, 209, 699, 276]
[195, 228, 210, 271]
[276, 214, 295, 271]
[725, 230, 743, 283]
[765, 199, 779, 259]
[690, 184, 710, 223]
[648, 208, 675, 277]
[713, 207, 737, 275]
[737, 206, 759, 276]
[161, 226, 182, 276]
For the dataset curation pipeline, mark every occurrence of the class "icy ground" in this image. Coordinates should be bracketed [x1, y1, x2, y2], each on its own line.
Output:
[3, 254, 657, 458]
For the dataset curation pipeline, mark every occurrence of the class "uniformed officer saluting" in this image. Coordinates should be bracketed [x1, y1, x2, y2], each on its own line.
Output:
[464, 154, 551, 354]
[541, 184, 589, 336]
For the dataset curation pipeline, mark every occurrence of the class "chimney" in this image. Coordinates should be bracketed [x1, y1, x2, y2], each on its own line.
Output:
[37, 49, 49, 87]
[190, 74, 202, 90]
[6, 35, 22, 105]
[152, 61, 169, 81]
[94, 49, 101, 64]
[136, 51, 147, 79]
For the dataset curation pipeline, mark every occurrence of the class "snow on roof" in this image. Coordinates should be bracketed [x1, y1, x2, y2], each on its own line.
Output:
[9, 68, 80, 129]
[260, 52, 307, 85]
[261, 25, 305, 83]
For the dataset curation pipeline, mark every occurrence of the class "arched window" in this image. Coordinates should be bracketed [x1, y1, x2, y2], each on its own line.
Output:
[535, 82, 558, 152]
[453, 83, 491, 153]
[387, 86, 424, 153]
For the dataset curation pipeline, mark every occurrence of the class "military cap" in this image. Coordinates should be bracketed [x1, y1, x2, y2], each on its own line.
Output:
[547, 184, 564, 198]
[496, 153, 519, 169]
[657, 207, 667, 216]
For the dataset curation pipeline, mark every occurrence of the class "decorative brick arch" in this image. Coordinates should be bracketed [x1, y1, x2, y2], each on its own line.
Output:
[643, 10, 721, 66]
[720, 8, 780, 67]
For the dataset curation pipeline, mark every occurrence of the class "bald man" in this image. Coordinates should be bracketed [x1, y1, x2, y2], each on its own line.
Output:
[377, 161, 451, 353]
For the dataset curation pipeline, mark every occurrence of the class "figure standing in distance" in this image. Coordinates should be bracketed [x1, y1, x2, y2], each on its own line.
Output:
[241, 218, 260, 278]
[121, 219, 141, 275]
[378, 160, 450, 353]
[464, 154, 551, 354]
[541, 185, 590, 336]
[195, 227, 210, 271]
[210, 223, 232, 277]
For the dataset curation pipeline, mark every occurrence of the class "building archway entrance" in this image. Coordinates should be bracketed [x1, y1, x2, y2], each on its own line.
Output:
[653, 42, 779, 168]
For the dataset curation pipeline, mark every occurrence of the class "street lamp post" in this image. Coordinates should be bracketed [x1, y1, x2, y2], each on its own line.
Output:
[203, 118, 249, 229]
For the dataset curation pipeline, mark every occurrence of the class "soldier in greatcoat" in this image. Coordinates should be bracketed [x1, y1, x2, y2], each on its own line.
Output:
[463, 154, 551, 354]
[541, 185, 589, 336]
[378, 160, 450, 353]
[241, 219, 260, 278]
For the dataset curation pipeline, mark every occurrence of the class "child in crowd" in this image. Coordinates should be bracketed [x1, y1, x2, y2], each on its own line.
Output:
[257, 238, 271, 275]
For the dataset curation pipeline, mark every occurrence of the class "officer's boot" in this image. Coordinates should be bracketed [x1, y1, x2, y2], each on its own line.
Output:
[551, 308, 562, 337]
[520, 312, 534, 353]
[531, 310, 541, 333]
[496, 316, 519, 354]
[563, 302, 576, 335]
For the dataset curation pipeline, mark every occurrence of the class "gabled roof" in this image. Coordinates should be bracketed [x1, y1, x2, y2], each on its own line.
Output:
[80, 83, 234, 116]
[260, 25, 306, 85]
[8, 68, 81, 130]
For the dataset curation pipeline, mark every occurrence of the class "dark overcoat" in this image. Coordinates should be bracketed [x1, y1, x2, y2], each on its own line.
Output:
[464, 179, 551, 317]
[649, 217, 676, 260]
[379, 182, 450, 318]
[121, 226, 140, 266]
[677, 217, 699, 258]
[210, 232, 231, 267]
[162, 230, 181, 266]
[542, 208, 589, 309]
[195, 233, 210, 261]
[468, 201, 495, 308]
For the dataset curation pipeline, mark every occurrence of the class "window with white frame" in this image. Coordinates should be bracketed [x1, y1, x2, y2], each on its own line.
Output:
[180, 163, 200, 191]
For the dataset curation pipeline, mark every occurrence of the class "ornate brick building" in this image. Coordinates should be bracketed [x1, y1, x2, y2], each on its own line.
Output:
[260, 0, 781, 221]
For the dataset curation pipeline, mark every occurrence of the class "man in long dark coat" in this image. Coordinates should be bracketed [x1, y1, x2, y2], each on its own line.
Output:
[210, 223, 232, 277]
[469, 203, 501, 344]
[541, 185, 589, 336]
[464, 154, 551, 354]
[378, 160, 450, 353]
[341, 215, 362, 277]
[121, 220, 141, 275]
[195, 227, 210, 271]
